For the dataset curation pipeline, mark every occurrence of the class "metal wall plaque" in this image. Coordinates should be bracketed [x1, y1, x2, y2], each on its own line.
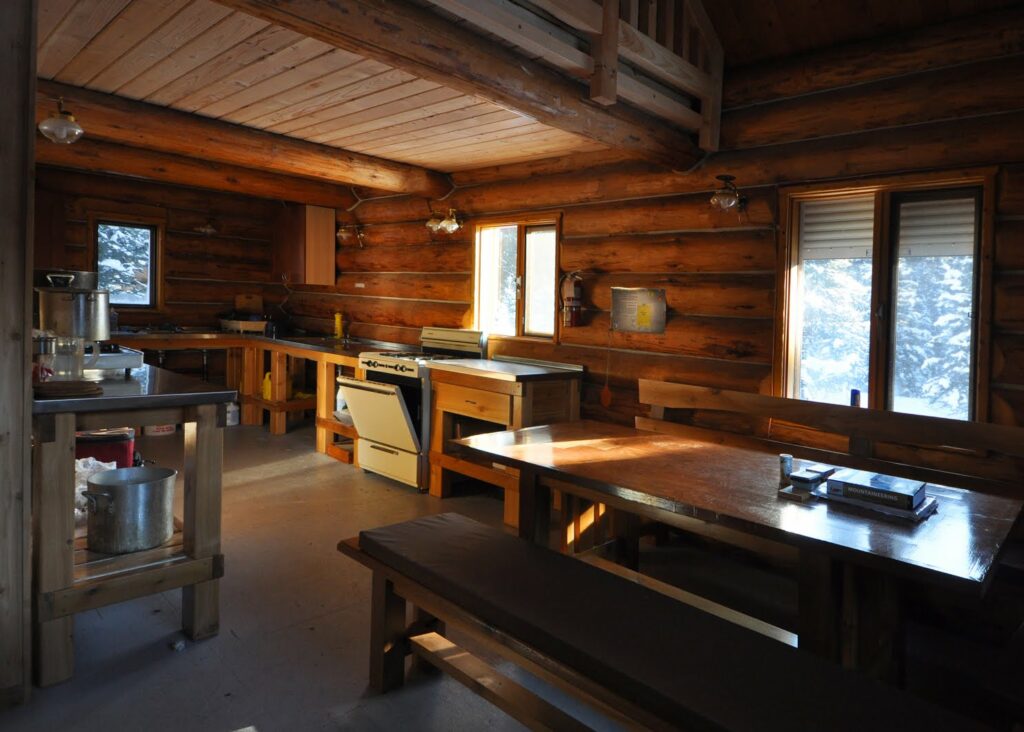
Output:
[610, 287, 666, 333]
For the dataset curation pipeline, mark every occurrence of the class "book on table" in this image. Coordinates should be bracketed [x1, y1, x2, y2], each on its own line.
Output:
[825, 469, 927, 511]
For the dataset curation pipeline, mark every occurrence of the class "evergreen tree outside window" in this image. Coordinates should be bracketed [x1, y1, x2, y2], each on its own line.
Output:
[96, 221, 157, 308]
[788, 187, 980, 421]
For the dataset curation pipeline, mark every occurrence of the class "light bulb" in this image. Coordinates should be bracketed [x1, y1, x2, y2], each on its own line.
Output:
[425, 214, 444, 233]
[438, 209, 461, 234]
[711, 189, 739, 210]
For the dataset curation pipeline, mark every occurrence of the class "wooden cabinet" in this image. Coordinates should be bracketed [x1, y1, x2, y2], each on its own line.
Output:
[272, 203, 336, 286]
[427, 361, 580, 525]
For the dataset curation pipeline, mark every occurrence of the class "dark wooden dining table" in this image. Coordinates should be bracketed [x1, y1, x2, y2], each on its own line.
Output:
[454, 420, 1024, 677]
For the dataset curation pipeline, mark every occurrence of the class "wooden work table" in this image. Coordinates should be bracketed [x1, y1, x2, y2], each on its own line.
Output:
[112, 333, 397, 464]
[454, 420, 1024, 673]
[31, 365, 234, 686]
[427, 359, 580, 523]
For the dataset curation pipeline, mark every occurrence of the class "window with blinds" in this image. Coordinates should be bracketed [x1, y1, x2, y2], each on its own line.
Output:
[793, 196, 875, 407]
[789, 189, 980, 420]
[891, 196, 978, 419]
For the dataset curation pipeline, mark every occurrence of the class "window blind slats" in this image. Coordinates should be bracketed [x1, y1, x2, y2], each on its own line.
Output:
[897, 198, 976, 257]
[799, 195, 874, 260]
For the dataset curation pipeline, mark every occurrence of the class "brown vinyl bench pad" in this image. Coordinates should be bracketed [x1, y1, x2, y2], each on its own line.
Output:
[358, 512, 987, 732]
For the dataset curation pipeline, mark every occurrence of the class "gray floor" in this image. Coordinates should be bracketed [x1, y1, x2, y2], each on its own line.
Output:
[5, 424, 618, 732]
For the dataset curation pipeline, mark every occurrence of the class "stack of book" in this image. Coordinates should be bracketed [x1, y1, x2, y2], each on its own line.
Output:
[816, 468, 937, 522]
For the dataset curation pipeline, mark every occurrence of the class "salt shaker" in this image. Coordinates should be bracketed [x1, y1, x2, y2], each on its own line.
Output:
[779, 453, 793, 486]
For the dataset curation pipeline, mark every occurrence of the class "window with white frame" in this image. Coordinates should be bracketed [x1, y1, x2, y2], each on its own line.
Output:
[95, 220, 158, 308]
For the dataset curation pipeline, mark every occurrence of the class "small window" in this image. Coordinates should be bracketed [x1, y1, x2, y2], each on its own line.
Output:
[787, 187, 980, 420]
[96, 221, 157, 308]
[475, 222, 557, 338]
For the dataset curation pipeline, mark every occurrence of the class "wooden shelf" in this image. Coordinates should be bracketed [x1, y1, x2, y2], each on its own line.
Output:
[316, 416, 357, 438]
[72, 519, 185, 583]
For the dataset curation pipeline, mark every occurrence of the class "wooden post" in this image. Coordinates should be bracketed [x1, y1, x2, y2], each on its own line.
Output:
[269, 350, 288, 435]
[316, 360, 333, 453]
[590, 0, 620, 105]
[0, 0, 35, 707]
[31, 414, 76, 687]
[240, 346, 260, 425]
[517, 469, 551, 548]
[182, 404, 223, 640]
[797, 550, 841, 662]
[369, 573, 407, 693]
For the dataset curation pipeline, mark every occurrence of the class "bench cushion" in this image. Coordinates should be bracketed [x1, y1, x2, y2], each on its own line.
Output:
[359, 512, 986, 732]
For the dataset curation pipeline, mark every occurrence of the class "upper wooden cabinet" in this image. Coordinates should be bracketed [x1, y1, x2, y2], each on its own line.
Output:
[272, 204, 336, 286]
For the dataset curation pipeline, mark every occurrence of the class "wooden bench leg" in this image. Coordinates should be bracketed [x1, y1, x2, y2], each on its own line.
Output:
[611, 510, 641, 571]
[411, 607, 445, 676]
[517, 469, 550, 548]
[370, 573, 407, 693]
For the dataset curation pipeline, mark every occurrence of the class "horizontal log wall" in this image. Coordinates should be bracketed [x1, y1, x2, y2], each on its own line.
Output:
[286, 9, 1024, 426]
[34, 168, 286, 329]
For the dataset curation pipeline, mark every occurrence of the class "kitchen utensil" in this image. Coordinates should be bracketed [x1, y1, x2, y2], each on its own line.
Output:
[37, 287, 111, 341]
[34, 269, 99, 290]
[84, 467, 177, 554]
[51, 336, 85, 380]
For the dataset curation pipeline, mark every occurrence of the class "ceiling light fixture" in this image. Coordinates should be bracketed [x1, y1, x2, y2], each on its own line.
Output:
[437, 209, 462, 235]
[336, 224, 365, 248]
[710, 175, 745, 211]
[38, 97, 84, 144]
[425, 212, 445, 234]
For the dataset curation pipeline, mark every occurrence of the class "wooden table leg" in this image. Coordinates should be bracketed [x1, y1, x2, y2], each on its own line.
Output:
[517, 469, 551, 548]
[797, 550, 841, 663]
[370, 572, 407, 693]
[840, 564, 905, 682]
[428, 408, 454, 498]
[32, 413, 75, 686]
[240, 347, 260, 425]
[269, 351, 288, 435]
[182, 404, 222, 640]
[315, 360, 332, 453]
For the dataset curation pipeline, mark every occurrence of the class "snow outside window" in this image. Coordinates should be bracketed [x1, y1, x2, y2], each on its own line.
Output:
[475, 222, 556, 338]
[97, 222, 156, 307]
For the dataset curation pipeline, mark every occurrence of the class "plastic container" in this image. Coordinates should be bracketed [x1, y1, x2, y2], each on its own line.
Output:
[225, 401, 240, 426]
[76, 427, 135, 468]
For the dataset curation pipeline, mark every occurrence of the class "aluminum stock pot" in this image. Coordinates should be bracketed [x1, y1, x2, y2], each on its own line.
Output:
[84, 467, 177, 554]
[37, 286, 110, 341]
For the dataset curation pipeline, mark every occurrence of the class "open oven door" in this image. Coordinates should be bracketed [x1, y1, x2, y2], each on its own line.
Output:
[337, 376, 420, 487]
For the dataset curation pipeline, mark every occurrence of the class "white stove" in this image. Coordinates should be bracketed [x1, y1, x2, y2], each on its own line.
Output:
[340, 328, 485, 490]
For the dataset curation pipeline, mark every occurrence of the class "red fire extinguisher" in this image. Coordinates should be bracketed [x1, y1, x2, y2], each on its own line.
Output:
[560, 271, 583, 328]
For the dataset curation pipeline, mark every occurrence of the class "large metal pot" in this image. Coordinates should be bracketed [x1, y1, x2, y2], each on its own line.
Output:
[34, 269, 99, 290]
[84, 467, 177, 554]
[37, 287, 110, 341]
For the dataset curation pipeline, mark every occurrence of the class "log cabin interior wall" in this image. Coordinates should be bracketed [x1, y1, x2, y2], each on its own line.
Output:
[283, 6, 1024, 428]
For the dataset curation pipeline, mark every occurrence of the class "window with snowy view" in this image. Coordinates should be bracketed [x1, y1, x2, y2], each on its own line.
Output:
[97, 222, 156, 307]
[791, 191, 978, 420]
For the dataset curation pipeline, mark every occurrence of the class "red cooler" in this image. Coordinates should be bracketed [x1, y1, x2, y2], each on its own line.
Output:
[75, 427, 135, 468]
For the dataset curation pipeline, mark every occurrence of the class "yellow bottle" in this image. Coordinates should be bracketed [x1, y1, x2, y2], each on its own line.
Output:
[261, 371, 272, 400]
[334, 312, 343, 339]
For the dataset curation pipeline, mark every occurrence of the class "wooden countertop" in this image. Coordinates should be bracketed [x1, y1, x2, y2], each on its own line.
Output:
[426, 358, 581, 381]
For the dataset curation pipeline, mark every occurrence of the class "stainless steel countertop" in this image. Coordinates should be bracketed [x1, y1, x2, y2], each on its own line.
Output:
[110, 332, 402, 358]
[33, 364, 237, 414]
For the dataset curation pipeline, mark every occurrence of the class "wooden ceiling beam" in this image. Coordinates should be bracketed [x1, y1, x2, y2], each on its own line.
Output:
[210, 0, 703, 170]
[34, 137, 357, 209]
[36, 79, 451, 197]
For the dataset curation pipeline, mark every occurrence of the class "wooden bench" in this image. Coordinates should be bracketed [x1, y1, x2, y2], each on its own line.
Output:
[339, 512, 987, 731]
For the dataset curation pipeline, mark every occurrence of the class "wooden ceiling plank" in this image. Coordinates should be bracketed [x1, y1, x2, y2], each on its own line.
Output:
[442, 142, 607, 171]
[210, 0, 702, 169]
[395, 126, 587, 162]
[88, 1, 234, 93]
[117, 11, 270, 99]
[241, 67, 417, 130]
[54, 0, 192, 87]
[37, 0, 133, 79]
[230, 57, 391, 125]
[276, 78, 441, 138]
[307, 88, 472, 146]
[198, 47, 364, 118]
[359, 116, 540, 157]
[35, 137, 358, 209]
[38, 0, 79, 48]
[172, 35, 332, 111]
[38, 79, 451, 196]
[323, 98, 489, 147]
[145, 24, 302, 105]
[327, 103, 510, 148]
[407, 133, 602, 169]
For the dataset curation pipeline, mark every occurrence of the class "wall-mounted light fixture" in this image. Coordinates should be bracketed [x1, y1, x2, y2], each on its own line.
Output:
[38, 97, 84, 144]
[710, 175, 746, 211]
[336, 224, 365, 248]
[426, 208, 461, 235]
